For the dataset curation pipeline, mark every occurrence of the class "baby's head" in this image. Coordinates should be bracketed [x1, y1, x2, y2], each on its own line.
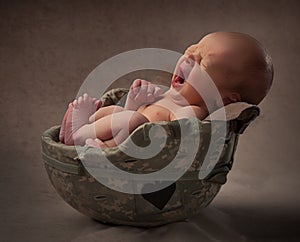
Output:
[171, 32, 273, 107]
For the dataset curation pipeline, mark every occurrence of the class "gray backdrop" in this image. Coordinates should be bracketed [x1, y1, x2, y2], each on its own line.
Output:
[1, 0, 299, 241]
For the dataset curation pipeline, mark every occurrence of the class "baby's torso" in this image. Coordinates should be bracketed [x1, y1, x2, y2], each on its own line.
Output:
[137, 92, 184, 122]
[137, 104, 170, 122]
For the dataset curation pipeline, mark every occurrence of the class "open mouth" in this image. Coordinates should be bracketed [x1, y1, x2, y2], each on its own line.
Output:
[172, 58, 194, 88]
[172, 75, 185, 87]
[172, 67, 186, 87]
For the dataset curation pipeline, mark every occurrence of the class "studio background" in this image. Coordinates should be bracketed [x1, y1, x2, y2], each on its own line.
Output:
[1, 0, 299, 241]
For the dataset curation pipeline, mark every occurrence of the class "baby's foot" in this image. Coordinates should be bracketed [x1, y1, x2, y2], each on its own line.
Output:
[63, 94, 101, 145]
[85, 138, 108, 149]
[72, 93, 101, 130]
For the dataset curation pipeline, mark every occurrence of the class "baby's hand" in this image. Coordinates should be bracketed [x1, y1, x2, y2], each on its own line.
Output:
[125, 79, 163, 111]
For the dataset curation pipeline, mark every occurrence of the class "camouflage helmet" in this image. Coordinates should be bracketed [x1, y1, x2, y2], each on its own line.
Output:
[41, 88, 259, 227]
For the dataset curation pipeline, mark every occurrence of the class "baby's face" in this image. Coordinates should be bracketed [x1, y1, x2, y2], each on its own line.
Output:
[170, 34, 230, 106]
[170, 32, 255, 106]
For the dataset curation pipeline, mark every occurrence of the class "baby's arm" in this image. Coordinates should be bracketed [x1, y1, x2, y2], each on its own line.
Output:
[125, 79, 163, 111]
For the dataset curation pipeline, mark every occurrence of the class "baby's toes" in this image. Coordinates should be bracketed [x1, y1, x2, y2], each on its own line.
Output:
[90, 97, 101, 110]
[92, 98, 96, 106]
[83, 93, 92, 103]
[73, 99, 78, 108]
[85, 138, 105, 148]
[85, 138, 99, 147]
[91, 97, 97, 105]
[77, 96, 83, 105]
[95, 100, 102, 109]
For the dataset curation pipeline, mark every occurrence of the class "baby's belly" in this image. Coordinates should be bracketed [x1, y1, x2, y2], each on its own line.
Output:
[137, 104, 171, 122]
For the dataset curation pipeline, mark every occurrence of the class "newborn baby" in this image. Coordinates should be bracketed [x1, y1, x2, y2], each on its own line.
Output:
[59, 31, 273, 148]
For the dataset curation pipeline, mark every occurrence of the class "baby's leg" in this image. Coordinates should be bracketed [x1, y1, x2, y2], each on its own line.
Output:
[88, 105, 124, 123]
[76, 110, 149, 147]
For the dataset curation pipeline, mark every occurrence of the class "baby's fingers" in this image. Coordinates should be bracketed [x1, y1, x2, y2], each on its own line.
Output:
[132, 79, 142, 94]
[147, 83, 155, 95]
[154, 86, 163, 97]
[132, 79, 142, 88]
[147, 93, 155, 103]
[135, 79, 148, 99]
[140, 79, 148, 93]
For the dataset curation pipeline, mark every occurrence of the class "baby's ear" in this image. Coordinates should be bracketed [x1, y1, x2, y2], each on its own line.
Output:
[222, 92, 241, 106]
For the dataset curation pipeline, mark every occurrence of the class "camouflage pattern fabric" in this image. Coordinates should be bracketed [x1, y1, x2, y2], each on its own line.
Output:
[41, 88, 259, 227]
